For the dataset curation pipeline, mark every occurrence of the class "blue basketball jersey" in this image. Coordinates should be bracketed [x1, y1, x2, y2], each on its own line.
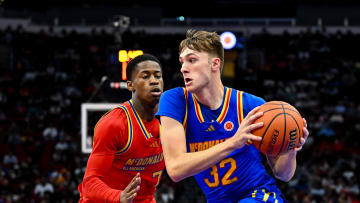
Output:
[157, 87, 284, 203]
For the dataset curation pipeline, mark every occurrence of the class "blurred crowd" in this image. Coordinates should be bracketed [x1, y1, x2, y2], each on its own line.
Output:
[0, 25, 359, 202]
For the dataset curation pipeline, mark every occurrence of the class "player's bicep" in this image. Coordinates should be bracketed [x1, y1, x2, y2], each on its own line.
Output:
[160, 116, 187, 163]
[85, 152, 115, 179]
[85, 131, 117, 178]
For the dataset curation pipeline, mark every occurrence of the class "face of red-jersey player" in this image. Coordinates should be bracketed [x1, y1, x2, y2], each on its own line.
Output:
[128, 61, 164, 107]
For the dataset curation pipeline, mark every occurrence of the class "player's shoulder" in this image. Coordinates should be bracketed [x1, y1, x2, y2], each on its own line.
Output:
[96, 106, 128, 130]
[234, 89, 265, 111]
[230, 88, 264, 103]
[160, 87, 188, 104]
[241, 91, 265, 104]
[157, 87, 188, 120]
[162, 87, 186, 97]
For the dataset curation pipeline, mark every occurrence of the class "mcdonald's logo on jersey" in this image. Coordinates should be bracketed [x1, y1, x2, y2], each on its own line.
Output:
[224, 121, 234, 131]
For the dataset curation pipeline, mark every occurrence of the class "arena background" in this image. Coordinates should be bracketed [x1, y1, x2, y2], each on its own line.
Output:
[0, 0, 359, 202]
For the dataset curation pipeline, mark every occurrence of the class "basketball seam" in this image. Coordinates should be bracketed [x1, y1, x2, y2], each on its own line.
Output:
[263, 108, 301, 116]
[276, 103, 287, 157]
[258, 111, 302, 156]
[262, 103, 288, 106]
[258, 113, 284, 153]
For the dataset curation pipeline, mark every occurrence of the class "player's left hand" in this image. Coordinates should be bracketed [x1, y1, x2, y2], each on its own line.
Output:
[120, 173, 141, 203]
[294, 118, 309, 152]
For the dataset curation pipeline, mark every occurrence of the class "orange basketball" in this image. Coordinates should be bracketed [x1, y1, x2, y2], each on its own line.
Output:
[251, 101, 304, 157]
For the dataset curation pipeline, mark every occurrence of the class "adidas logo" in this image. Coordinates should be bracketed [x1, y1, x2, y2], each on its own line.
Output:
[150, 142, 159, 147]
[205, 125, 215, 132]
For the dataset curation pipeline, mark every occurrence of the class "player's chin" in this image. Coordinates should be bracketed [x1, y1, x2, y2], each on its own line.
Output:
[184, 85, 195, 93]
[149, 94, 161, 104]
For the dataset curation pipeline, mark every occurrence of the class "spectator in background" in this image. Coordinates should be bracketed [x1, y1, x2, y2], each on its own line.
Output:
[34, 178, 54, 198]
[2, 151, 18, 166]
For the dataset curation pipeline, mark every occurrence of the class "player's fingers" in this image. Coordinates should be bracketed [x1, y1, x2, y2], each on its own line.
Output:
[299, 137, 306, 146]
[294, 137, 306, 152]
[243, 112, 263, 127]
[294, 146, 302, 152]
[249, 111, 263, 123]
[127, 189, 138, 201]
[302, 127, 309, 139]
[246, 133, 262, 142]
[126, 185, 140, 198]
[124, 173, 141, 192]
[303, 118, 307, 128]
[247, 122, 264, 132]
[246, 106, 261, 117]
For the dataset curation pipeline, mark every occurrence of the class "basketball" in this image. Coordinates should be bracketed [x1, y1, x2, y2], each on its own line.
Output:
[251, 101, 304, 157]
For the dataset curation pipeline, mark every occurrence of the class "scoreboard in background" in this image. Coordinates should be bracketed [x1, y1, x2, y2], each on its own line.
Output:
[98, 49, 144, 103]
[118, 50, 144, 80]
[109, 50, 143, 90]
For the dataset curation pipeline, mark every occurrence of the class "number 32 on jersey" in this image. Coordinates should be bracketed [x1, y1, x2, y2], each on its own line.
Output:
[204, 157, 238, 187]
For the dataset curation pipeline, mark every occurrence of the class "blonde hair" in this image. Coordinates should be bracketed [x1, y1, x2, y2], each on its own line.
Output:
[179, 29, 224, 72]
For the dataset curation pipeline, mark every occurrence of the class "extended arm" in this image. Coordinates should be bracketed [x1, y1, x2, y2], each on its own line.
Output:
[267, 118, 309, 182]
[81, 109, 140, 203]
[160, 107, 263, 182]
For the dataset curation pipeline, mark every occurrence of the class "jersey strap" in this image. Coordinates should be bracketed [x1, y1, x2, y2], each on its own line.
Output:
[117, 105, 133, 154]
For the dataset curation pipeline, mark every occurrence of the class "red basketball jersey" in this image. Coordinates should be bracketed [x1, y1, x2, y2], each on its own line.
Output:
[79, 100, 164, 203]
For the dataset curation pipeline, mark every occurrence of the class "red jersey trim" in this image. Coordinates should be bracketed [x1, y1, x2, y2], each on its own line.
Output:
[182, 88, 189, 129]
[192, 87, 231, 124]
[237, 91, 244, 125]
[217, 88, 232, 123]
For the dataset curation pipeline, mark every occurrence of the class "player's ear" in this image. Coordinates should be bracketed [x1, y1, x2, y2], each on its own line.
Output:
[127, 81, 135, 92]
[211, 57, 221, 72]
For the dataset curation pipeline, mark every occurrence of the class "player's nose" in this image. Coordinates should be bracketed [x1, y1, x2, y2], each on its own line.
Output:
[149, 75, 160, 84]
[180, 63, 189, 74]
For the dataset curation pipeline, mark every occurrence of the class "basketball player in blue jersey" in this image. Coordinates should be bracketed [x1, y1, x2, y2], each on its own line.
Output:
[156, 29, 309, 203]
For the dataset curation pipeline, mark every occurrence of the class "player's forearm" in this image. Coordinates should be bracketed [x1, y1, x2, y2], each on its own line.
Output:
[82, 176, 121, 202]
[268, 151, 297, 182]
[165, 140, 236, 182]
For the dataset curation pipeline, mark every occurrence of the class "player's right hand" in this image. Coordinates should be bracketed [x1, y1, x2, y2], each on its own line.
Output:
[230, 106, 263, 149]
[120, 173, 141, 203]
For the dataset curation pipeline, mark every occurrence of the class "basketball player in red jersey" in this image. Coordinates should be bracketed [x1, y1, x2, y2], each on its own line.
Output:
[78, 54, 164, 203]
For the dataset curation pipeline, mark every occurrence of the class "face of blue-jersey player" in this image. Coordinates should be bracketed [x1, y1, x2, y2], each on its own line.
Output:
[128, 60, 164, 106]
[179, 47, 216, 93]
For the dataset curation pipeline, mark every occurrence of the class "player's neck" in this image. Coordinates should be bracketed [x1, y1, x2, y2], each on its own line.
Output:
[194, 80, 224, 110]
[131, 98, 157, 122]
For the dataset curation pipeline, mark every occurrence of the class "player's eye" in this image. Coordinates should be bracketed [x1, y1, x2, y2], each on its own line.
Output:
[142, 75, 150, 79]
[189, 58, 196, 63]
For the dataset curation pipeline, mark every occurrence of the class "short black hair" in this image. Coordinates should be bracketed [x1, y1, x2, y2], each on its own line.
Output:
[126, 54, 161, 81]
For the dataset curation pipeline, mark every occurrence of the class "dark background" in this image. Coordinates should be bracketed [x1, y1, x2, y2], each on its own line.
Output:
[0, 0, 359, 202]
[2, 0, 360, 26]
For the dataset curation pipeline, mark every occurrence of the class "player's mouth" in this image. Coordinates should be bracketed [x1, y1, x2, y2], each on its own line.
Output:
[184, 78, 193, 86]
[150, 87, 162, 97]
